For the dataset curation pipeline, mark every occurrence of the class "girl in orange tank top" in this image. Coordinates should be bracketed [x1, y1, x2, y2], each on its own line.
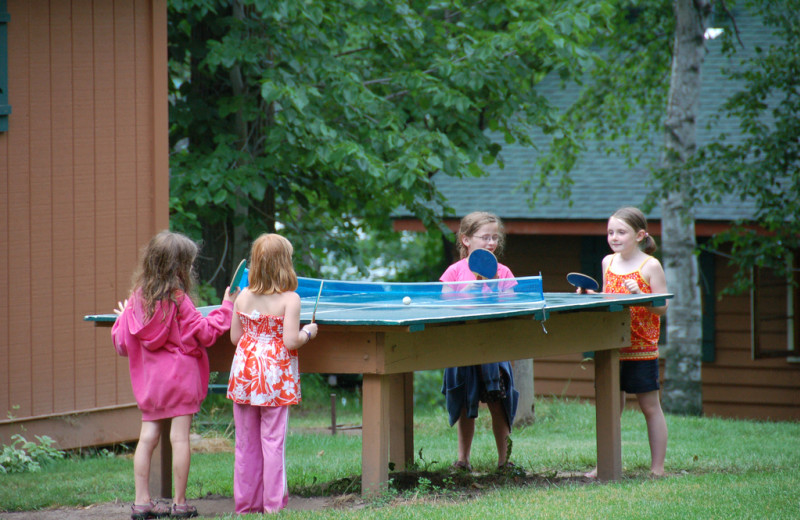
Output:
[584, 207, 669, 479]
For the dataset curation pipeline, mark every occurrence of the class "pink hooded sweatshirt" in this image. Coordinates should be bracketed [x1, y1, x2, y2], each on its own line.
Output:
[112, 290, 233, 421]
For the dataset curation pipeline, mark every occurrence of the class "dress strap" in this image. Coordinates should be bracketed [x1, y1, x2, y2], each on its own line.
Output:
[605, 253, 618, 275]
[637, 255, 652, 271]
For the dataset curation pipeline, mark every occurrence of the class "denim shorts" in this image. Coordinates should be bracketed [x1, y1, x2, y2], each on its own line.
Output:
[620, 359, 660, 394]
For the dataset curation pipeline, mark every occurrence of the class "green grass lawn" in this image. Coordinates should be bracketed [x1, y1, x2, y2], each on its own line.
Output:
[2, 383, 800, 519]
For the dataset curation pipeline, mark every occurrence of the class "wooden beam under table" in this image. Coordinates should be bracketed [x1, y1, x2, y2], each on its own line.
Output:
[594, 348, 622, 480]
[361, 374, 391, 496]
[389, 372, 414, 471]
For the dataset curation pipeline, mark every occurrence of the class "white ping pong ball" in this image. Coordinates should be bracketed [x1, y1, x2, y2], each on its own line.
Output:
[403, 296, 412, 305]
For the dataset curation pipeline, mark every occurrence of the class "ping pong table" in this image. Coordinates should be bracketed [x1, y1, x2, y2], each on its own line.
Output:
[87, 276, 671, 497]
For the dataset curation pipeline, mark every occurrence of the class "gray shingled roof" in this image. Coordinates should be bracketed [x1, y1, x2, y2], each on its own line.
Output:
[421, 8, 770, 223]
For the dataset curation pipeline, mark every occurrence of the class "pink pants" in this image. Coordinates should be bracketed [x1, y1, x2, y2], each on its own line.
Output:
[233, 403, 289, 514]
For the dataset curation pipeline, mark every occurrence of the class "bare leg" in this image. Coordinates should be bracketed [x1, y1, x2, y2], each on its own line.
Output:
[487, 401, 511, 466]
[133, 420, 163, 505]
[637, 390, 667, 476]
[170, 415, 194, 504]
[585, 392, 626, 478]
[456, 407, 475, 466]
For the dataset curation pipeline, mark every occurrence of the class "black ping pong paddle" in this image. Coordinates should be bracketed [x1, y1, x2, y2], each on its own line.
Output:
[468, 248, 498, 280]
[567, 272, 600, 292]
[230, 259, 247, 292]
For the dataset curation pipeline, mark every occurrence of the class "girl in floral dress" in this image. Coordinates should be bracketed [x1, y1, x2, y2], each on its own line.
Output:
[227, 234, 318, 513]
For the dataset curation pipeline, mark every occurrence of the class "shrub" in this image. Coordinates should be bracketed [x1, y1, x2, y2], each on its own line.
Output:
[0, 434, 65, 474]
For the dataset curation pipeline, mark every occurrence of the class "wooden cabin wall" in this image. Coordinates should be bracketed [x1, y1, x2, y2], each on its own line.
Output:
[0, 0, 168, 448]
[703, 260, 800, 421]
[508, 235, 800, 421]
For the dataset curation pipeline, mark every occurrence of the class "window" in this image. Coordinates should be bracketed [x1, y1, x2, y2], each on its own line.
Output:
[751, 254, 798, 360]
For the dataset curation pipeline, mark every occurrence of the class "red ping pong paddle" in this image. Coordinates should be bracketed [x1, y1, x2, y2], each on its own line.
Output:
[567, 272, 600, 292]
[468, 248, 498, 280]
[230, 259, 247, 292]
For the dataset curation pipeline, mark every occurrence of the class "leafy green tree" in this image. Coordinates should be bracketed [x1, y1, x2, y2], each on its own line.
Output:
[167, 0, 614, 290]
[655, 2, 800, 294]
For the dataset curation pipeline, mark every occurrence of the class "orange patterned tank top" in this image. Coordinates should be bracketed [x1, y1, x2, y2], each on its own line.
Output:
[227, 311, 301, 406]
[605, 255, 660, 361]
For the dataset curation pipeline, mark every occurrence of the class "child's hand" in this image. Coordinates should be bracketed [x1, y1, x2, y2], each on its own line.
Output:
[113, 299, 128, 316]
[624, 279, 641, 294]
[576, 287, 597, 295]
[223, 286, 239, 302]
[302, 323, 319, 341]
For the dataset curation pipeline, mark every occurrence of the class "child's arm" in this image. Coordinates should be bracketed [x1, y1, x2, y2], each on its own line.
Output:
[282, 292, 318, 350]
[230, 290, 245, 345]
[176, 293, 234, 348]
[642, 259, 668, 316]
[111, 298, 131, 357]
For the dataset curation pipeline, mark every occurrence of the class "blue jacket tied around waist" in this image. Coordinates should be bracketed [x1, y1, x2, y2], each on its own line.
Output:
[442, 361, 519, 428]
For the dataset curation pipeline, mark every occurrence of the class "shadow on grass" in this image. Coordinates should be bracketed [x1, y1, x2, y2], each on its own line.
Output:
[297, 465, 594, 500]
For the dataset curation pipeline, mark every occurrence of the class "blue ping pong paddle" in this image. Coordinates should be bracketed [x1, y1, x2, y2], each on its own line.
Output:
[567, 272, 600, 292]
[468, 248, 498, 280]
[230, 259, 247, 292]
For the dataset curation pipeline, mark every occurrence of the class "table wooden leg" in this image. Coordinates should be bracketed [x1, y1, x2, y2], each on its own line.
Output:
[594, 349, 622, 480]
[361, 373, 390, 496]
[389, 372, 414, 471]
[151, 423, 172, 498]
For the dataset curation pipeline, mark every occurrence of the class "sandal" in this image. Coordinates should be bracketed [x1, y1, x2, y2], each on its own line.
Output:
[497, 462, 524, 475]
[171, 502, 199, 519]
[451, 460, 473, 472]
[130, 500, 170, 520]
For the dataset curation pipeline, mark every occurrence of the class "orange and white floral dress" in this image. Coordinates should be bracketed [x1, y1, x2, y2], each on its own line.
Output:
[227, 311, 300, 407]
[605, 254, 661, 361]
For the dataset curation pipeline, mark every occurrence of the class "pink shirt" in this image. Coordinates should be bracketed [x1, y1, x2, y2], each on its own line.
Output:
[112, 290, 233, 421]
[440, 258, 517, 290]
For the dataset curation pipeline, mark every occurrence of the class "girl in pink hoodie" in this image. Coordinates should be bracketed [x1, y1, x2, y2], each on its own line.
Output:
[112, 231, 235, 519]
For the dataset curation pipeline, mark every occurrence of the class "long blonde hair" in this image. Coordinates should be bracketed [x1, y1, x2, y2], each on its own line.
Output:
[132, 230, 198, 319]
[455, 211, 506, 259]
[248, 233, 298, 294]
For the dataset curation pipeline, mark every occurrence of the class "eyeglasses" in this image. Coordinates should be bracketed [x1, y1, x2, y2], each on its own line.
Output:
[473, 234, 500, 243]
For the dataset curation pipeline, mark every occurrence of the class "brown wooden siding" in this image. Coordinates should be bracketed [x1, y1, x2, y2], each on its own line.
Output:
[0, 0, 168, 448]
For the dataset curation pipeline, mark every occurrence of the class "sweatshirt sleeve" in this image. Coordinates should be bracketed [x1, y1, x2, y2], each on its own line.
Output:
[111, 309, 130, 357]
[177, 297, 234, 349]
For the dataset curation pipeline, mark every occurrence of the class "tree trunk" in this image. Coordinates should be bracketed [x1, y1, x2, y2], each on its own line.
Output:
[512, 359, 535, 425]
[659, 0, 709, 415]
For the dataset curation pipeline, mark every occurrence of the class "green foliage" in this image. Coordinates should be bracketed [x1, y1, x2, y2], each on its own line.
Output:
[167, 0, 615, 291]
[659, 2, 800, 293]
[0, 434, 65, 474]
[413, 370, 445, 409]
[526, 0, 674, 204]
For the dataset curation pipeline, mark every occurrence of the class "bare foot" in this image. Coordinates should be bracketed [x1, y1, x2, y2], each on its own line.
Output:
[584, 467, 597, 479]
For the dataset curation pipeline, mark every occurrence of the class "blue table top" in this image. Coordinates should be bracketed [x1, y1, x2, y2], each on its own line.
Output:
[85, 276, 670, 329]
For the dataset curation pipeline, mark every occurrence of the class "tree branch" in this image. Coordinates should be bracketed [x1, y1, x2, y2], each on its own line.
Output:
[718, 0, 745, 48]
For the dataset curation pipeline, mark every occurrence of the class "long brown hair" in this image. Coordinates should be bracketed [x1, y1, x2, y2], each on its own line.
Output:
[248, 233, 298, 294]
[132, 230, 199, 319]
[611, 207, 658, 255]
[455, 211, 506, 259]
